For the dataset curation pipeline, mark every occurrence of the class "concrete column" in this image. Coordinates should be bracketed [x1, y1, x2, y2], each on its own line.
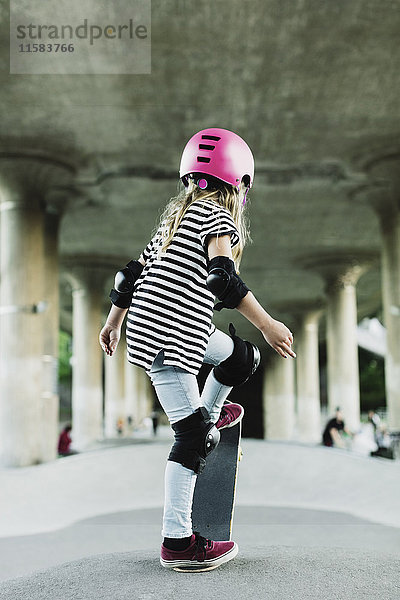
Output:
[351, 169, 400, 430]
[298, 253, 376, 434]
[326, 272, 362, 432]
[125, 362, 142, 431]
[40, 211, 61, 462]
[296, 310, 323, 443]
[380, 212, 400, 429]
[137, 368, 154, 426]
[104, 338, 126, 438]
[263, 353, 295, 440]
[0, 189, 45, 467]
[0, 158, 72, 467]
[144, 372, 155, 420]
[71, 271, 104, 449]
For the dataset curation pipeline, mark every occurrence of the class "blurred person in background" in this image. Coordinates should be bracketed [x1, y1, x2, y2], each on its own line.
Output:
[57, 424, 77, 457]
[368, 409, 381, 444]
[322, 408, 353, 449]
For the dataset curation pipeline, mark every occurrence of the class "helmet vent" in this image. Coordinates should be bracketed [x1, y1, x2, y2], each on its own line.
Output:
[197, 156, 211, 163]
[199, 144, 215, 151]
[201, 135, 221, 141]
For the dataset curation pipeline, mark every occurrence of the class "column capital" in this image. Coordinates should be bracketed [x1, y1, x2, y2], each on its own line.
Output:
[352, 143, 400, 179]
[62, 254, 126, 291]
[349, 181, 399, 231]
[0, 155, 75, 214]
[297, 250, 378, 293]
[349, 150, 400, 230]
[270, 299, 325, 330]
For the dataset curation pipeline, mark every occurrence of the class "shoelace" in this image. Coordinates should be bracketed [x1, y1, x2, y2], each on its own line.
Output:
[219, 407, 228, 420]
[193, 532, 212, 561]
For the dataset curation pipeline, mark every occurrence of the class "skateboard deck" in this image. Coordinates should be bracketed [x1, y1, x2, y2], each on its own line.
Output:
[191, 421, 242, 541]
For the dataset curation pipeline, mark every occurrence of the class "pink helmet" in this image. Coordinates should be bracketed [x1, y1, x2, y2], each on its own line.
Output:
[179, 128, 254, 193]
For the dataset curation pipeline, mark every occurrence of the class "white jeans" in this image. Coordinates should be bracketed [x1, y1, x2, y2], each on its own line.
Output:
[148, 327, 234, 538]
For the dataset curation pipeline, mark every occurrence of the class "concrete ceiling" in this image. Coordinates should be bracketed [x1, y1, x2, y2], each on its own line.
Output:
[1, 0, 399, 347]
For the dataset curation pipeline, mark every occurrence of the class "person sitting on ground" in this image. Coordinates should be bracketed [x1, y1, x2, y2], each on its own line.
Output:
[58, 424, 77, 456]
[322, 409, 353, 448]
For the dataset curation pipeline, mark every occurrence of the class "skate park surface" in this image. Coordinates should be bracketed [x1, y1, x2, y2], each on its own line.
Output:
[1, 432, 399, 600]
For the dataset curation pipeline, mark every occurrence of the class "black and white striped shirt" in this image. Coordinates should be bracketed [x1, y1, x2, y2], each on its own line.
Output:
[126, 198, 240, 374]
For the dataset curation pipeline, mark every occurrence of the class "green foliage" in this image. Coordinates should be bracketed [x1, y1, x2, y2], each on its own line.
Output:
[359, 349, 385, 412]
[58, 330, 72, 382]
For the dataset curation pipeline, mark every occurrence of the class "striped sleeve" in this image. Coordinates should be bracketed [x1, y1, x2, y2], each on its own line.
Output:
[141, 228, 162, 262]
[141, 238, 154, 262]
[200, 207, 240, 249]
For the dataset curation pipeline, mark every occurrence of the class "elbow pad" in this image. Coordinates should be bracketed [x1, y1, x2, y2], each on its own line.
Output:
[109, 260, 144, 308]
[206, 256, 250, 311]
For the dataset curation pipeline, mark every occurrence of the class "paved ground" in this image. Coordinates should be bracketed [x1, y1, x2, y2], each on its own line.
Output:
[1, 438, 399, 598]
[1, 505, 400, 583]
[1, 545, 399, 600]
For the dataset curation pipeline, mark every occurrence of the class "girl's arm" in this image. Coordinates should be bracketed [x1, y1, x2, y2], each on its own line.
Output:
[236, 292, 295, 359]
[207, 235, 296, 359]
[99, 255, 146, 356]
[99, 305, 128, 356]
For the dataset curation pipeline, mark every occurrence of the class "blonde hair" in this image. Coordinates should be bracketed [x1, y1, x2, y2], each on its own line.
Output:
[156, 182, 251, 270]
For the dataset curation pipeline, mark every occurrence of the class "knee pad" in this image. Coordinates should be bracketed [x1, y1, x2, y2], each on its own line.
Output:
[214, 323, 261, 387]
[168, 407, 220, 474]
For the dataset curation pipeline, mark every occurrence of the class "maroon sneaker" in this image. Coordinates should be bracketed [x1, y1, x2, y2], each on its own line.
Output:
[215, 403, 244, 430]
[160, 532, 238, 571]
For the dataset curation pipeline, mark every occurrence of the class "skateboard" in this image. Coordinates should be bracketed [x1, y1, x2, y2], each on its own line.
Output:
[191, 420, 242, 542]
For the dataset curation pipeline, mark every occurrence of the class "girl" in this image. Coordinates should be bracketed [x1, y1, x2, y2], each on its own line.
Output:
[99, 128, 296, 572]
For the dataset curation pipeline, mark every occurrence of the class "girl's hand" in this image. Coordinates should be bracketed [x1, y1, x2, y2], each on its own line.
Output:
[99, 323, 121, 356]
[261, 318, 296, 359]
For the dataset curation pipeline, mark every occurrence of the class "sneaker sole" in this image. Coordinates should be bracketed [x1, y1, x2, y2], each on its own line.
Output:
[160, 542, 238, 572]
[217, 407, 244, 431]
